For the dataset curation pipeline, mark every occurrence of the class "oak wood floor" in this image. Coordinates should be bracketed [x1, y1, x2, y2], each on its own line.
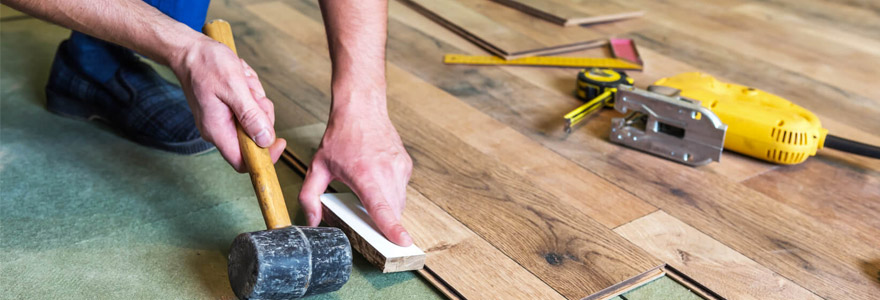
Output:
[212, 0, 880, 299]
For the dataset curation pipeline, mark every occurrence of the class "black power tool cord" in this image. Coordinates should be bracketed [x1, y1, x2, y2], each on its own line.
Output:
[825, 134, 880, 159]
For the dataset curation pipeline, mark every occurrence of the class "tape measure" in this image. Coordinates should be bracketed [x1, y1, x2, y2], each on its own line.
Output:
[565, 68, 633, 132]
[443, 54, 643, 70]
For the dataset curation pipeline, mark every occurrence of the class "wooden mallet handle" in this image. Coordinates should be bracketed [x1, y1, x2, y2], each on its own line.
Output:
[203, 19, 292, 230]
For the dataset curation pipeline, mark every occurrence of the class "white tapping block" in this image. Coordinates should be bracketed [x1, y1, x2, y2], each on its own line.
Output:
[320, 193, 426, 272]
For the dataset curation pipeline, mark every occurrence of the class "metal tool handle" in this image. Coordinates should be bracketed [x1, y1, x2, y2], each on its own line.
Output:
[203, 20, 292, 230]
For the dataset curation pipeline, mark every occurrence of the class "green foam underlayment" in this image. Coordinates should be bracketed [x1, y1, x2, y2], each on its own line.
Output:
[0, 14, 440, 299]
[616, 276, 704, 300]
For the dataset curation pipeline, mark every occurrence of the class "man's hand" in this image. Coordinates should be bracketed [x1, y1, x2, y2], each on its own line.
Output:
[299, 98, 414, 247]
[303, 0, 414, 246]
[170, 37, 286, 172]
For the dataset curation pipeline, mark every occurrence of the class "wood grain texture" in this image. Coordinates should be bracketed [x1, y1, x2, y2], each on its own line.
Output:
[386, 3, 779, 184]
[385, 63, 657, 228]
[248, 2, 663, 298]
[249, 0, 656, 228]
[390, 100, 661, 298]
[399, 0, 642, 59]
[491, 0, 644, 26]
[277, 124, 565, 299]
[619, 1, 880, 135]
[400, 188, 567, 299]
[210, 0, 880, 298]
[381, 5, 880, 300]
[616, 1, 880, 107]
[615, 211, 822, 300]
[742, 157, 880, 247]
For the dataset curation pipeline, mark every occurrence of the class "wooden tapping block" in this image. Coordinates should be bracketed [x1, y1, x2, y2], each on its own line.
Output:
[320, 193, 426, 273]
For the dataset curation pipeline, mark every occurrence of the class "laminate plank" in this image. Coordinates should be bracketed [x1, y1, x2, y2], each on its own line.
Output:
[220, 0, 880, 298]
[388, 100, 661, 298]
[615, 211, 822, 300]
[454, 0, 644, 51]
[399, 190, 565, 299]
[404, 0, 544, 54]
[732, 3, 880, 57]
[378, 12, 880, 299]
[386, 63, 657, 228]
[277, 125, 565, 299]
[251, 0, 656, 229]
[386, 2, 779, 183]
[490, 0, 643, 26]
[388, 0, 489, 56]
[631, 29, 880, 134]
[756, 0, 880, 41]
[742, 157, 880, 247]
[617, 6, 880, 135]
[619, 1, 880, 103]
[245, 2, 663, 298]
[400, 0, 638, 59]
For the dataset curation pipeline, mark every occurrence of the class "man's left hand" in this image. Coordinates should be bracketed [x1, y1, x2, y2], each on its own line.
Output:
[298, 94, 414, 247]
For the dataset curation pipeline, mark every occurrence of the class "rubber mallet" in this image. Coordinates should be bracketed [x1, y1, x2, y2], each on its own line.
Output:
[203, 20, 352, 299]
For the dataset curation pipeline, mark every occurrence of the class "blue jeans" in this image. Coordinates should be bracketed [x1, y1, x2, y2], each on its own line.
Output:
[67, 0, 211, 82]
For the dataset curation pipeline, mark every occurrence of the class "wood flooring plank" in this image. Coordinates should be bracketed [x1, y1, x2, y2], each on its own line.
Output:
[388, 0, 489, 56]
[616, 5, 880, 136]
[385, 6, 777, 183]
[732, 3, 880, 57]
[390, 2, 660, 228]
[490, 0, 643, 26]
[387, 101, 662, 298]
[377, 12, 880, 299]
[742, 157, 880, 247]
[400, 0, 545, 57]
[251, 0, 656, 229]
[619, 0, 880, 103]
[217, 0, 880, 298]
[615, 211, 822, 300]
[400, 0, 637, 59]
[386, 63, 657, 228]
[756, 0, 880, 41]
[630, 29, 880, 134]
[243, 2, 663, 298]
[453, 0, 643, 53]
[400, 190, 566, 299]
[277, 125, 565, 299]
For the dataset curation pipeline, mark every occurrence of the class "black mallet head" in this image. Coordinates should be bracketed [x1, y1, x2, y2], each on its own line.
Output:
[228, 226, 352, 299]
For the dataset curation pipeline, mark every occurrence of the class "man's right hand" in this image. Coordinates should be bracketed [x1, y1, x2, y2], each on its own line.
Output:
[169, 37, 286, 172]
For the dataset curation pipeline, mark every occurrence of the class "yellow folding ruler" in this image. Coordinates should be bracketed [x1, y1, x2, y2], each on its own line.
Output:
[443, 54, 643, 70]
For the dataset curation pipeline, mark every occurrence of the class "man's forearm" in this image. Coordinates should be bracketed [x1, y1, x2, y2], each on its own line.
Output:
[318, 0, 389, 114]
[2, 0, 204, 66]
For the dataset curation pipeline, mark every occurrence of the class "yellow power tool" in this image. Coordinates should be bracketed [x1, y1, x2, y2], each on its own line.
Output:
[653, 72, 880, 164]
[655, 73, 817, 164]
[566, 69, 880, 165]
